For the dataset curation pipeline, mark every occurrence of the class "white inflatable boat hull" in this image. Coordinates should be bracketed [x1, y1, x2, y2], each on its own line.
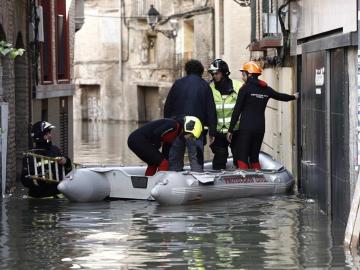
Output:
[150, 169, 293, 205]
[58, 152, 294, 203]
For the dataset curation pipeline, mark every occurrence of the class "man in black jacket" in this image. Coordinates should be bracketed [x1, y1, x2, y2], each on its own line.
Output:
[21, 121, 72, 198]
[227, 61, 299, 170]
[164, 59, 217, 172]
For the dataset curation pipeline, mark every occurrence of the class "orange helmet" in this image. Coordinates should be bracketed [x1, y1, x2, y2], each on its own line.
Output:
[240, 61, 262, 74]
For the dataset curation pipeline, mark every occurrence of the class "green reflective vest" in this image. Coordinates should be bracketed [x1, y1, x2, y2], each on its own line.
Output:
[210, 79, 243, 133]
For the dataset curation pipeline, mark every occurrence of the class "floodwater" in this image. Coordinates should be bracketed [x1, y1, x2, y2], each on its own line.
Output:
[0, 120, 358, 269]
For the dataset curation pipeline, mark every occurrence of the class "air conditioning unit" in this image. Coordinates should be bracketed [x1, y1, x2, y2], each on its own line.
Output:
[262, 13, 279, 35]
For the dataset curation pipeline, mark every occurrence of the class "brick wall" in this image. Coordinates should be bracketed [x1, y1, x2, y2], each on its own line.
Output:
[0, 0, 16, 191]
[0, 0, 30, 191]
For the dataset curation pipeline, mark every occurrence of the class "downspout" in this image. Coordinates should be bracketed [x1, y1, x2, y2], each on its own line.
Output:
[278, 0, 295, 66]
[357, 0, 360, 171]
[211, 6, 215, 60]
[27, 0, 33, 147]
[29, 0, 40, 146]
[119, 0, 122, 81]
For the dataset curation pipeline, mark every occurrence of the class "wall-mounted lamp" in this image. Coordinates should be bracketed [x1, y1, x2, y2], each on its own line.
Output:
[147, 6, 178, 39]
[147, 4, 160, 30]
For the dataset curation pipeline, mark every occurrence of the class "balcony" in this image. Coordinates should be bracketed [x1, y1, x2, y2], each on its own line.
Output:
[259, 35, 283, 48]
[249, 41, 266, 51]
[132, 0, 160, 18]
[75, 0, 85, 32]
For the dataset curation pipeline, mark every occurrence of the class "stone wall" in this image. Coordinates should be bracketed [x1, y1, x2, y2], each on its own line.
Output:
[74, 0, 215, 121]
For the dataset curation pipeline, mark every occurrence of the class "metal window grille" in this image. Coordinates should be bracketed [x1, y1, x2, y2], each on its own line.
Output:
[132, 0, 160, 17]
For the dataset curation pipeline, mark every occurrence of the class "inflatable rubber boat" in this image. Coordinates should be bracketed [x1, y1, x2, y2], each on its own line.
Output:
[57, 152, 294, 203]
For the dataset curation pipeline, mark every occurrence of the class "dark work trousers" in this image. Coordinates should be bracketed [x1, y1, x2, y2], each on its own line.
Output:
[235, 130, 264, 165]
[128, 132, 163, 166]
[169, 134, 204, 172]
[210, 132, 239, 170]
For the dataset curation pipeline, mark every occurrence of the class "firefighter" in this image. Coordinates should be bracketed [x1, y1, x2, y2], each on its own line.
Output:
[208, 59, 243, 170]
[21, 121, 72, 198]
[227, 61, 299, 170]
[127, 116, 203, 176]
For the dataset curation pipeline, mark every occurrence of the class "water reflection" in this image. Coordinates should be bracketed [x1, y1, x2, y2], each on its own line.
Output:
[74, 120, 141, 165]
[74, 120, 212, 166]
[0, 120, 355, 269]
[0, 195, 354, 269]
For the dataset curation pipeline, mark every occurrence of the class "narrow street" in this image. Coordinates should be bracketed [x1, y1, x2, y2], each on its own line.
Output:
[1, 0, 360, 268]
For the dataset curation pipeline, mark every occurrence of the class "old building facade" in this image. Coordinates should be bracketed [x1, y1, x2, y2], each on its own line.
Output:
[0, 0, 29, 192]
[245, 0, 358, 224]
[290, 0, 357, 223]
[214, 0, 251, 80]
[0, 0, 84, 193]
[31, 0, 84, 162]
[74, 0, 214, 122]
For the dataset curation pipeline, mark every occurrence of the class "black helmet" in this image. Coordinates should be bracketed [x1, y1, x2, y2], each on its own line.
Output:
[31, 121, 55, 142]
[208, 59, 230, 76]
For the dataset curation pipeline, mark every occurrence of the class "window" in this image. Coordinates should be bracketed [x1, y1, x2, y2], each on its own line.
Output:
[56, 0, 70, 81]
[250, 0, 257, 41]
[40, 0, 53, 83]
[219, 0, 224, 55]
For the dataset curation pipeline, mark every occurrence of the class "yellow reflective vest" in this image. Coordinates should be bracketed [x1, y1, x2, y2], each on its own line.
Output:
[210, 79, 243, 133]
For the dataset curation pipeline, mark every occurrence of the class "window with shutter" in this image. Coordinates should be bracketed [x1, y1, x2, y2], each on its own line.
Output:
[60, 97, 69, 156]
[56, 0, 69, 81]
[250, 0, 256, 41]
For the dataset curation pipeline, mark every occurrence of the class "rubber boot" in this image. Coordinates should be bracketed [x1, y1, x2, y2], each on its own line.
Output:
[251, 162, 261, 170]
[145, 165, 158, 176]
[212, 146, 228, 170]
[237, 160, 249, 169]
[158, 159, 169, 172]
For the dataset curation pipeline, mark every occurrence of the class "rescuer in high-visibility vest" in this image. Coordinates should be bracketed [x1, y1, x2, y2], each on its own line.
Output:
[208, 59, 243, 170]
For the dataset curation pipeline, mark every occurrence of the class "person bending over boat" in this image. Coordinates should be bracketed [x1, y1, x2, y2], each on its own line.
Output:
[226, 61, 299, 170]
[21, 121, 72, 198]
[127, 116, 203, 176]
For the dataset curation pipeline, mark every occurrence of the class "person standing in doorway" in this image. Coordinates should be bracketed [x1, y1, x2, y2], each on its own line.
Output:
[164, 59, 217, 172]
[227, 61, 299, 170]
[208, 59, 243, 170]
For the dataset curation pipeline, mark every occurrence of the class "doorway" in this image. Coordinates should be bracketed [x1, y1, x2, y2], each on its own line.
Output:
[137, 86, 160, 122]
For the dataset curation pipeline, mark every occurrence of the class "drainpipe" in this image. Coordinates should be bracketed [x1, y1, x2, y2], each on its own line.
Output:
[119, 0, 122, 81]
[358, 0, 360, 171]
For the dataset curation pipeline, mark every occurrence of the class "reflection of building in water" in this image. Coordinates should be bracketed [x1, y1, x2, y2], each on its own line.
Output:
[76, 84, 103, 121]
[74, 0, 215, 122]
[0, 194, 353, 268]
[74, 120, 213, 165]
[259, 199, 301, 267]
[74, 120, 141, 165]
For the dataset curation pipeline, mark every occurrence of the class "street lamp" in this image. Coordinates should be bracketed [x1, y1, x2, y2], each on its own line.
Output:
[147, 5, 160, 30]
[147, 6, 178, 39]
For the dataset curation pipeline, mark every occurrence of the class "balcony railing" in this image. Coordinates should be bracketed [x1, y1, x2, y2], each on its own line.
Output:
[132, 0, 160, 17]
